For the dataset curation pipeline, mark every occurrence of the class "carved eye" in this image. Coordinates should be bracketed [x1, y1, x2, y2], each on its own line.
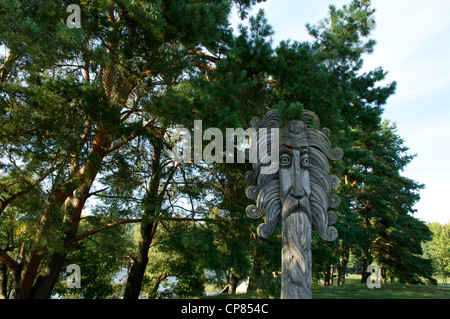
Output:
[301, 154, 309, 168]
[280, 154, 291, 167]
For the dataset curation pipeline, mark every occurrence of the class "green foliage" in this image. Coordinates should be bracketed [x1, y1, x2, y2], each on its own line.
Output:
[347, 121, 433, 284]
[54, 219, 134, 299]
[424, 223, 450, 282]
[140, 220, 219, 298]
[55, 242, 116, 299]
[0, 0, 440, 299]
[275, 101, 304, 124]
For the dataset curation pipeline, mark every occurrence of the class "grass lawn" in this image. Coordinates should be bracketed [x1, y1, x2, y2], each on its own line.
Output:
[312, 283, 450, 299]
[311, 274, 450, 299]
[202, 275, 450, 299]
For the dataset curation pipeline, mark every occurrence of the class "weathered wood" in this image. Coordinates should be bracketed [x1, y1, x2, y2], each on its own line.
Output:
[245, 109, 343, 299]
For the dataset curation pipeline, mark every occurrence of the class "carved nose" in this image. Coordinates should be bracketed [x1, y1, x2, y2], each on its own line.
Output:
[291, 177, 305, 198]
[291, 150, 304, 198]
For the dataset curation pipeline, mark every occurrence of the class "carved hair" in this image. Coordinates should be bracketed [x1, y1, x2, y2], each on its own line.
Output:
[245, 109, 343, 241]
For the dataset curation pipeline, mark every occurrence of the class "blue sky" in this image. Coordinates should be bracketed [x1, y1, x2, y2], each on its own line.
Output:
[231, 0, 450, 224]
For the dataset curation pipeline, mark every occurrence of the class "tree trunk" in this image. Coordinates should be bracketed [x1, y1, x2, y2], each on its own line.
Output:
[228, 273, 239, 294]
[123, 220, 156, 299]
[13, 123, 111, 299]
[0, 263, 7, 299]
[281, 211, 312, 299]
[31, 184, 96, 298]
[14, 253, 42, 299]
[338, 248, 349, 286]
[247, 252, 262, 293]
[361, 256, 368, 284]
[31, 253, 67, 299]
[123, 139, 167, 299]
[324, 267, 330, 286]
[148, 273, 169, 299]
[381, 265, 387, 285]
[360, 247, 372, 284]
[330, 264, 335, 286]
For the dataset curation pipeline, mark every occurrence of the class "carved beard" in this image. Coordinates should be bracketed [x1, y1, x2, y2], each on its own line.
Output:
[281, 195, 311, 219]
[245, 110, 343, 242]
[279, 146, 313, 299]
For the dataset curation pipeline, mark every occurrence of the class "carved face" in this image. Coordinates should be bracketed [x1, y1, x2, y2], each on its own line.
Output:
[246, 110, 343, 241]
[279, 145, 311, 219]
[279, 120, 312, 219]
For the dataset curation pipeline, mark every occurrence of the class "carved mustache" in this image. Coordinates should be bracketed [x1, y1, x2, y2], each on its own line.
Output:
[282, 194, 311, 218]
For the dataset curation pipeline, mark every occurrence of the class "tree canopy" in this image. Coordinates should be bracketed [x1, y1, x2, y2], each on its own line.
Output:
[0, 0, 439, 299]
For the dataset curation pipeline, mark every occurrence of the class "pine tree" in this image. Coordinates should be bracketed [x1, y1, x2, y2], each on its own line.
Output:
[0, 0, 265, 299]
[1, 0, 432, 299]
[345, 121, 432, 284]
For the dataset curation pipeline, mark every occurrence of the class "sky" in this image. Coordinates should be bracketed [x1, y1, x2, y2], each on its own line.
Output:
[231, 0, 450, 224]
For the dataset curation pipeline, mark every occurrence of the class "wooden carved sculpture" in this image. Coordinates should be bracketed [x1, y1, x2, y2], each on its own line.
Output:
[245, 109, 343, 299]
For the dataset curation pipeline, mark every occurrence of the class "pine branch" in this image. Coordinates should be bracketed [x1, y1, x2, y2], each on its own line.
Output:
[104, 118, 155, 154]
[0, 155, 60, 215]
[67, 218, 143, 247]
[0, 250, 19, 272]
[187, 49, 220, 63]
